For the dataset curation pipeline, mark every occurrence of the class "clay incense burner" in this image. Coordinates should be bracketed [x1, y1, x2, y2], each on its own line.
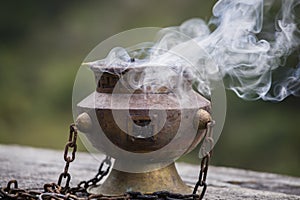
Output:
[75, 62, 212, 195]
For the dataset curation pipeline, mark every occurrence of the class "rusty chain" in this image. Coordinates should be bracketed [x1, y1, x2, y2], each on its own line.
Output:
[77, 156, 111, 190]
[192, 152, 210, 200]
[57, 123, 78, 190]
[0, 123, 212, 200]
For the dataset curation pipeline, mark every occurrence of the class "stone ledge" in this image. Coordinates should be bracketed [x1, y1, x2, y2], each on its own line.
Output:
[1, 144, 300, 200]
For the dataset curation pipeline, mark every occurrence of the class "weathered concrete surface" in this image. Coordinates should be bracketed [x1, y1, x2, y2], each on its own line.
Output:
[0, 144, 300, 199]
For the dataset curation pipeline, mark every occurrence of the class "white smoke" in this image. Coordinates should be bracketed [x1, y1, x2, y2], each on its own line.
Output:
[87, 0, 300, 101]
[204, 0, 300, 101]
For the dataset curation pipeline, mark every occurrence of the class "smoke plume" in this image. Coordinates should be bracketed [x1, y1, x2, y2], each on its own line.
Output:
[88, 0, 300, 101]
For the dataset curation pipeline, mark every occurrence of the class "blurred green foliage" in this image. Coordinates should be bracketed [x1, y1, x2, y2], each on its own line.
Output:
[0, 0, 299, 177]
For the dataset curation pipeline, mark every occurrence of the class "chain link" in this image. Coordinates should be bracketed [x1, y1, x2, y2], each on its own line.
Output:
[57, 124, 78, 189]
[78, 156, 112, 190]
[0, 123, 212, 200]
[193, 152, 211, 200]
[193, 120, 215, 199]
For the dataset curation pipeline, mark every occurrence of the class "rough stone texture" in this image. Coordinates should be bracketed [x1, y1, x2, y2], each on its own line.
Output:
[1, 144, 300, 199]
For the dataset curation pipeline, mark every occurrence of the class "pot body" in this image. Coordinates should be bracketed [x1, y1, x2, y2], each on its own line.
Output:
[76, 64, 211, 169]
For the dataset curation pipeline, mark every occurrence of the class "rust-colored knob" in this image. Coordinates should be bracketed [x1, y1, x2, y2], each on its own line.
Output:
[194, 109, 212, 130]
[76, 112, 92, 132]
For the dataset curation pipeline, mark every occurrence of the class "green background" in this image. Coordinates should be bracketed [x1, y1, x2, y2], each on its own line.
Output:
[0, 0, 299, 177]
